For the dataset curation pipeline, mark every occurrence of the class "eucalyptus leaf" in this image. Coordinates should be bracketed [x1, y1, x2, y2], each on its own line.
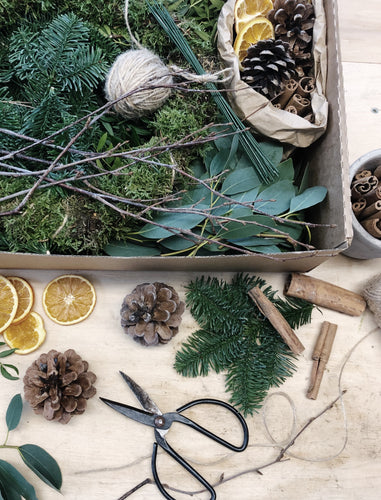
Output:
[255, 180, 296, 215]
[103, 241, 161, 257]
[0, 460, 37, 500]
[277, 158, 294, 180]
[139, 204, 209, 239]
[160, 235, 199, 251]
[209, 149, 230, 176]
[289, 186, 328, 213]
[221, 167, 261, 195]
[6, 394, 22, 431]
[219, 214, 278, 240]
[0, 365, 19, 381]
[229, 236, 281, 247]
[245, 245, 282, 254]
[258, 140, 283, 167]
[19, 444, 62, 493]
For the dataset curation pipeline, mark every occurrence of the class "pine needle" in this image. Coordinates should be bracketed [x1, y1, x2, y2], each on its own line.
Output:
[145, 0, 278, 184]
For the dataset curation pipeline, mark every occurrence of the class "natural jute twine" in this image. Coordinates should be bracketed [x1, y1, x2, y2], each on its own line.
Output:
[363, 273, 381, 328]
[104, 0, 231, 119]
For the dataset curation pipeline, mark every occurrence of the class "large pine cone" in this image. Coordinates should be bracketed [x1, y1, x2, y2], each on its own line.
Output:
[241, 39, 296, 99]
[121, 282, 185, 346]
[267, 0, 315, 75]
[24, 349, 97, 424]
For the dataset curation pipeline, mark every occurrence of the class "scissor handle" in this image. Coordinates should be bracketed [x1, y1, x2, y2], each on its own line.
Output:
[175, 398, 249, 452]
[152, 433, 216, 500]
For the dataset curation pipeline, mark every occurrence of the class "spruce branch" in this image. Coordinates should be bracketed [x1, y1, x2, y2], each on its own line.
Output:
[175, 274, 314, 415]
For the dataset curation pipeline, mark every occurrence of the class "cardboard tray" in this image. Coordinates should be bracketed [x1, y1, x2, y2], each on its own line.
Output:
[0, 0, 351, 273]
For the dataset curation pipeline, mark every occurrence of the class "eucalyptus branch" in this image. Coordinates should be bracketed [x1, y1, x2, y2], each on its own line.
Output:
[118, 391, 347, 499]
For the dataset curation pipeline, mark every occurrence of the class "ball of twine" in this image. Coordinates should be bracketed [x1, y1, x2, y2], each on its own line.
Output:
[104, 48, 173, 120]
[363, 273, 381, 328]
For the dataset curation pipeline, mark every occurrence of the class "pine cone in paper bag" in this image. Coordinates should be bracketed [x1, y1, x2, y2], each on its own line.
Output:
[121, 282, 185, 346]
[24, 349, 97, 424]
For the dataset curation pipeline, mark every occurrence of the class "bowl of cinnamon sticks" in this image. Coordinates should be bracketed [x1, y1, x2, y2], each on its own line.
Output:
[343, 149, 381, 259]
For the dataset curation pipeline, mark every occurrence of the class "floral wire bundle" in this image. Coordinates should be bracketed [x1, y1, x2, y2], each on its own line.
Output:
[174, 274, 314, 415]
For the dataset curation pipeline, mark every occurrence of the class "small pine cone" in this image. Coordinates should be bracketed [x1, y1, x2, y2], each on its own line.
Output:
[241, 39, 296, 99]
[267, 0, 315, 53]
[121, 282, 185, 346]
[24, 349, 97, 424]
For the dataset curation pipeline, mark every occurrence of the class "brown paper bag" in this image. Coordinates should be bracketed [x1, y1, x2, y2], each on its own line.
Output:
[217, 0, 329, 148]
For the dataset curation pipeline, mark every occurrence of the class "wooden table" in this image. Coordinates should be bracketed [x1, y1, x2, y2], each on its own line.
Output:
[1, 1, 380, 499]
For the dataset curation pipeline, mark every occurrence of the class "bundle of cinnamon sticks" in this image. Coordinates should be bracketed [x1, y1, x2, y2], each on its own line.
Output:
[351, 165, 381, 239]
[273, 76, 315, 122]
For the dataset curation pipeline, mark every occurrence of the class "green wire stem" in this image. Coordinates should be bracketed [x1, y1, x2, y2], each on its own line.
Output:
[145, 0, 278, 184]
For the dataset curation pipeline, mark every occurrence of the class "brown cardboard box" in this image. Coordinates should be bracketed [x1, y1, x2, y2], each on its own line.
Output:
[0, 0, 351, 272]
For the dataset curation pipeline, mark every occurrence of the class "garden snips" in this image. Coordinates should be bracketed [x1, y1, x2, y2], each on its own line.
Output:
[100, 371, 249, 500]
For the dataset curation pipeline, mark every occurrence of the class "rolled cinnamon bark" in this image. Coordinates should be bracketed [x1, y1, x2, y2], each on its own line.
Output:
[361, 218, 381, 238]
[297, 76, 316, 98]
[307, 322, 337, 400]
[285, 104, 298, 114]
[363, 185, 381, 205]
[248, 286, 305, 354]
[352, 198, 366, 217]
[286, 93, 311, 117]
[284, 273, 367, 316]
[277, 79, 298, 108]
[354, 169, 373, 180]
[373, 164, 381, 179]
[359, 200, 381, 220]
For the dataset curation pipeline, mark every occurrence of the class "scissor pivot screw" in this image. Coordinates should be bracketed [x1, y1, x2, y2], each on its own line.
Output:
[154, 416, 166, 428]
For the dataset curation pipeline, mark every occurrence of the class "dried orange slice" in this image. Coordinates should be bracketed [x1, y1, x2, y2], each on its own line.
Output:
[234, 0, 274, 33]
[0, 275, 18, 334]
[3, 312, 46, 354]
[42, 274, 96, 325]
[7, 276, 34, 324]
[233, 16, 274, 62]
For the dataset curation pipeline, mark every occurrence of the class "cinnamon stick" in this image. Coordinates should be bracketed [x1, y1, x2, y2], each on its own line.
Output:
[307, 322, 337, 400]
[277, 79, 298, 108]
[286, 93, 311, 116]
[248, 286, 305, 355]
[354, 169, 373, 180]
[359, 200, 381, 220]
[363, 185, 381, 205]
[284, 273, 366, 316]
[361, 218, 381, 238]
[285, 104, 298, 115]
[373, 164, 381, 178]
[297, 77, 315, 98]
[352, 198, 366, 217]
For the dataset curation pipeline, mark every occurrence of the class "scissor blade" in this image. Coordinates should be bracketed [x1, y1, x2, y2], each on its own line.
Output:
[119, 371, 162, 415]
[100, 397, 157, 428]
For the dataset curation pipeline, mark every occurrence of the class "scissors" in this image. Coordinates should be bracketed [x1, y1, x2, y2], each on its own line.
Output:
[100, 371, 249, 500]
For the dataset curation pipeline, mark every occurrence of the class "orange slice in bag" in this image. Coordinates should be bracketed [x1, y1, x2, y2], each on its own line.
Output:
[234, 16, 274, 62]
[7, 276, 34, 324]
[3, 312, 46, 354]
[0, 275, 18, 334]
[42, 274, 96, 325]
[234, 0, 274, 34]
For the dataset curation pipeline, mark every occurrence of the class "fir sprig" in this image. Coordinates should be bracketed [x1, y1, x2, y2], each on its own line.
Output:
[174, 273, 314, 415]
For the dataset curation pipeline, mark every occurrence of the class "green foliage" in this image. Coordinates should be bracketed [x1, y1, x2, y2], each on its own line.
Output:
[0, 394, 62, 496]
[0, 343, 18, 381]
[111, 132, 327, 256]
[174, 274, 314, 415]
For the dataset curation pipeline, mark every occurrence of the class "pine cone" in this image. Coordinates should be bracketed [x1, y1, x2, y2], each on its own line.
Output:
[241, 39, 296, 99]
[267, 0, 315, 52]
[121, 282, 185, 346]
[24, 349, 97, 424]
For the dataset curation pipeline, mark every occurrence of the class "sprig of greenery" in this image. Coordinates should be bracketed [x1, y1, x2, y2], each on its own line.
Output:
[0, 343, 18, 381]
[174, 274, 314, 415]
[0, 394, 62, 498]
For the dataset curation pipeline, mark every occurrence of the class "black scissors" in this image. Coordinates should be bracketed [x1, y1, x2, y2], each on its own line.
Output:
[100, 371, 249, 500]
